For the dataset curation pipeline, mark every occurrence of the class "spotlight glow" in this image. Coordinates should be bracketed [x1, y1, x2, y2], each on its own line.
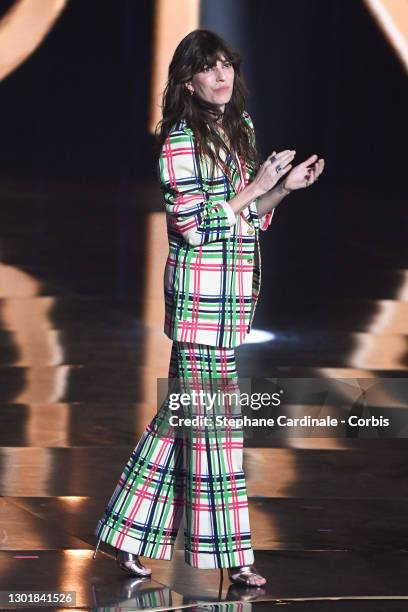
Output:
[363, 0, 408, 72]
[243, 329, 275, 344]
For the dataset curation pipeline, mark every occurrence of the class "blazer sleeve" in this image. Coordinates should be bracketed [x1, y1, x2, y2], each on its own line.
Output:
[158, 125, 236, 247]
[243, 110, 275, 231]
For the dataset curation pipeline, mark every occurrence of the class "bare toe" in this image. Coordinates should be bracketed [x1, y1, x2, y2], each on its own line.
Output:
[228, 565, 266, 587]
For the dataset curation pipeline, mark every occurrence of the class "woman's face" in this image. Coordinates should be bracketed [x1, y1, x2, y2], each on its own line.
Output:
[186, 54, 234, 113]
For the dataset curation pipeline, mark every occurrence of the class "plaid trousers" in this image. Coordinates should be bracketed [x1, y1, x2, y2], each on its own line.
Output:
[94, 341, 255, 569]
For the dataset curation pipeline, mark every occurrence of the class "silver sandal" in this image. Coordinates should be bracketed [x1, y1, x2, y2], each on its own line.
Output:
[227, 565, 266, 586]
[115, 549, 152, 577]
[93, 536, 151, 578]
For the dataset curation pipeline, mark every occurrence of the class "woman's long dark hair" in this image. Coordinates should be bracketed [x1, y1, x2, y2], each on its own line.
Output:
[155, 29, 262, 183]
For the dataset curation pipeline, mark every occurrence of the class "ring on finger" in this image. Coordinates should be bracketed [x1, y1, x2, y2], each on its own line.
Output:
[270, 155, 277, 163]
[276, 164, 282, 174]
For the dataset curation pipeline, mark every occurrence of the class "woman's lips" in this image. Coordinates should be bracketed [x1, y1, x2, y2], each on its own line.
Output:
[215, 86, 229, 92]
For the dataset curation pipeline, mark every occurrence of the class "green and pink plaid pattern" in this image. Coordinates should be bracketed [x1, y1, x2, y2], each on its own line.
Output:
[159, 110, 275, 348]
[94, 341, 255, 569]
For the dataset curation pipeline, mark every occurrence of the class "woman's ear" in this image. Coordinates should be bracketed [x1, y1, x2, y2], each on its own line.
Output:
[185, 82, 194, 95]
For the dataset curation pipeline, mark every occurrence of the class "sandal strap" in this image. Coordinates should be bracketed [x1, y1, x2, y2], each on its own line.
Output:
[228, 564, 258, 578]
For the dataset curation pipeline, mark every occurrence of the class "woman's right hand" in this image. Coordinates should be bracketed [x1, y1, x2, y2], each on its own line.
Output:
[252, 150, 296, 195]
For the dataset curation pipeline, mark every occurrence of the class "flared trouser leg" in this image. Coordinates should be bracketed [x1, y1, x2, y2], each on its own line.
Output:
[93, 349, 184, 560]
[94, 341, 254, 569]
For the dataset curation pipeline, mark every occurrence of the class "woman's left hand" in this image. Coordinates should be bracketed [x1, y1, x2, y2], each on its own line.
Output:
[283, 154, 325, 191]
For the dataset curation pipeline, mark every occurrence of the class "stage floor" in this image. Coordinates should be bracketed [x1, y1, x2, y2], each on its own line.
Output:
[0, 177, 407, 610]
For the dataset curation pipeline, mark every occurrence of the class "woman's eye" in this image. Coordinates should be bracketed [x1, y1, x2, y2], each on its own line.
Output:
[202, 62, 231, 73]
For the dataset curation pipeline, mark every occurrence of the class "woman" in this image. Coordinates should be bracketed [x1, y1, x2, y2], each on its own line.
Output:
[93, 29, 325, 588]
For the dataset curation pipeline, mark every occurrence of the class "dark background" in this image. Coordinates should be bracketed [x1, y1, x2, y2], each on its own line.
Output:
[0, 0, 406, 311]
[0, 0, 406, 186]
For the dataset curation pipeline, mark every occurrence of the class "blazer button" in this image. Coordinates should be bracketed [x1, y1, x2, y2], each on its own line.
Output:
[247, 227, 255, 235]
[247, 258, 253, 264]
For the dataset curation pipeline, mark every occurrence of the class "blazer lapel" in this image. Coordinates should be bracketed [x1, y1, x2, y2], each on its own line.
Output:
[226, 151, 240, 196]
[223, 149, 261, 230]
[231, 153, 261, 230]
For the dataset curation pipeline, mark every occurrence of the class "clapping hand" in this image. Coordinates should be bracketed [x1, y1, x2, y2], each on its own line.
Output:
[282, 154, 325, 191]
[253, 149, 296, 195]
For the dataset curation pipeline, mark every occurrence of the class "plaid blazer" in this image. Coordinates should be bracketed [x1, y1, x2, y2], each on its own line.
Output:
[158, 110, 275, 348]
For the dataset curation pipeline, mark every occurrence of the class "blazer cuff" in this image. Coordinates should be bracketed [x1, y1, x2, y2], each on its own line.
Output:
[259, 208, 275, 231]
[220, 201, 237, 227]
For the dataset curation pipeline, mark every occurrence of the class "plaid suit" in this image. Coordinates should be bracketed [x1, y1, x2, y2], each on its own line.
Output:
[158, 111, 275, 348]
[94, 112, 273, 570]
